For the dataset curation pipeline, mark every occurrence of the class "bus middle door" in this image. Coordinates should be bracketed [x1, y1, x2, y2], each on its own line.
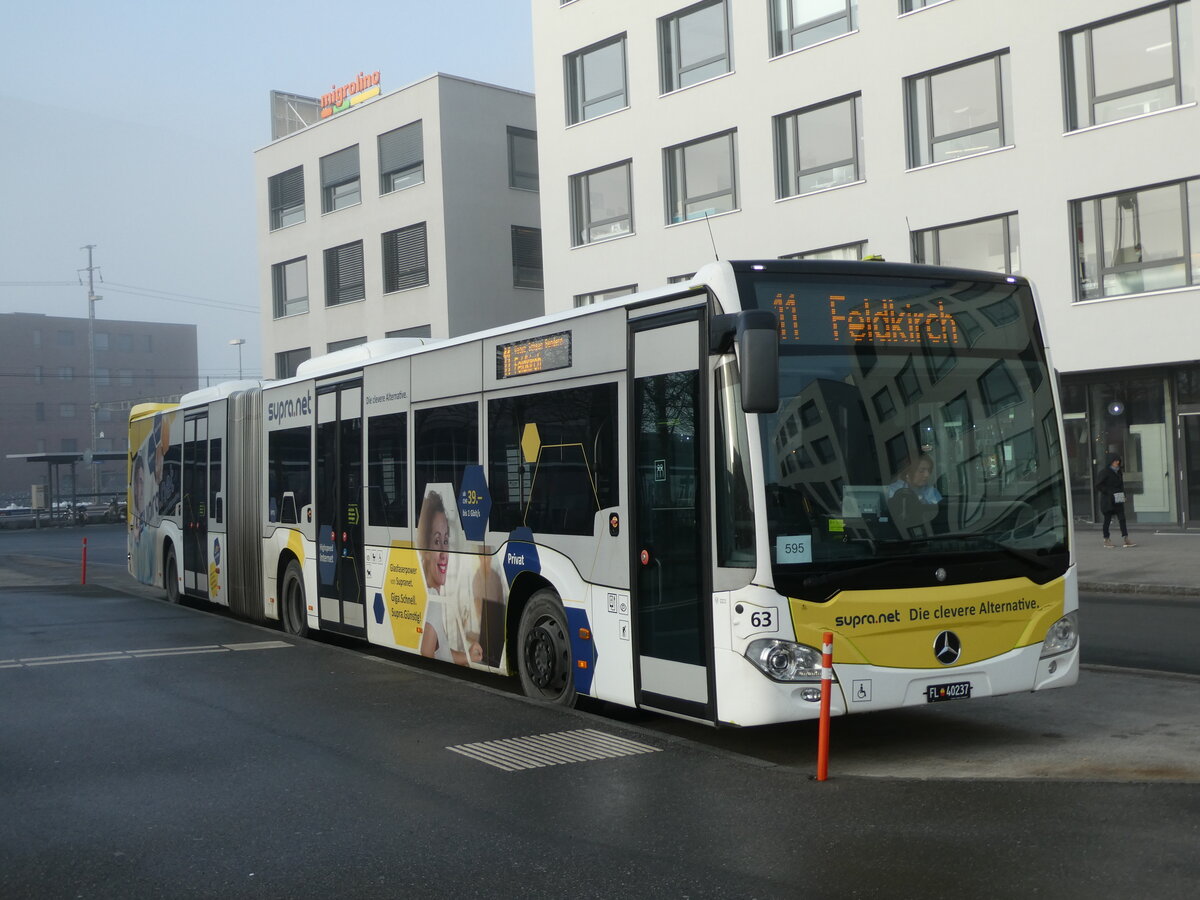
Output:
[316, 381, 366, 637]
[182, 413, 209, 599]
[629, 308, 715, 723]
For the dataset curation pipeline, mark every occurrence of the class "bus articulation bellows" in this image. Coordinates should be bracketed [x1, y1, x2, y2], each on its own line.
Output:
[127, 259, 1078, 727]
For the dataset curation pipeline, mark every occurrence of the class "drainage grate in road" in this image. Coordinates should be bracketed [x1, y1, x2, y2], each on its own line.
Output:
[447, 728, 662, 771]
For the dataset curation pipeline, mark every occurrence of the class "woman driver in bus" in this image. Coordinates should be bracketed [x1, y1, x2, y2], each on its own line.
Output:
[887, 453, 943, 505]
[886, 453, 942, 531]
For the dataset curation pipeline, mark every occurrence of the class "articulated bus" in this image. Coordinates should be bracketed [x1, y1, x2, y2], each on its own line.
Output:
[127, 259, 1078, 727]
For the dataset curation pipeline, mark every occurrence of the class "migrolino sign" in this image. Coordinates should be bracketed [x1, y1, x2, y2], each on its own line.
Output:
[321, 71, 381, 118]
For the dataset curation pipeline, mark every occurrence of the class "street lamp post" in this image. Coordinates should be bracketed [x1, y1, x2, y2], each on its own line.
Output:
[229, 338, 245, 380]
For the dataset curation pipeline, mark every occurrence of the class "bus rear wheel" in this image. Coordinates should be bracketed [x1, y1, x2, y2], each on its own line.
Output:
[164, 547, 180, 604]
[280, 560, 308, 638]
[517, 590, 576, 707]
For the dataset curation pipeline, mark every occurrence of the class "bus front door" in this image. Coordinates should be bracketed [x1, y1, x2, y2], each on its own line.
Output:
[182, 414, 208, 599]
[630, 310, 714, 722]
[316, 381, 366, 637]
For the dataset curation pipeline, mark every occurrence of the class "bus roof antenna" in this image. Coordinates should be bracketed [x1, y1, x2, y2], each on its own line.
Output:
[703, 211, 720, 261]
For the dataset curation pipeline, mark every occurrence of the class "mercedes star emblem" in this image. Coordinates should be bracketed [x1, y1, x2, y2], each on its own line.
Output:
[933, 630, 962, 665]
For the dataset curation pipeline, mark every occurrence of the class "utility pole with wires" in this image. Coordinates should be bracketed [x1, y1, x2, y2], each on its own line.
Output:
[78, 245, 102, 497]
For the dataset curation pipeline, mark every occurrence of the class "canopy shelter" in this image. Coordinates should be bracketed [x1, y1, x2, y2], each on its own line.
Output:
[6, 451, 127, 519]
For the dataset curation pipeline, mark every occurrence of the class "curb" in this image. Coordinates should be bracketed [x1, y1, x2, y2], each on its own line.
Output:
[1079, 580, 1200, 598]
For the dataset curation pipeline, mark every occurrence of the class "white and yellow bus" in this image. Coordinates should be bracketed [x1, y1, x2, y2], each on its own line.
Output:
[128, 259, 1078, 726]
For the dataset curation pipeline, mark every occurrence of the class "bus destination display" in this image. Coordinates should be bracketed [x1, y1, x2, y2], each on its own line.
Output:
[496, 331, 572, 379]
[772, 291, 963, 347]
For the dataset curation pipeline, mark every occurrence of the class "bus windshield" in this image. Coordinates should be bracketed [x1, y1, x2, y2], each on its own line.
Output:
[736, 265, 1069, 597]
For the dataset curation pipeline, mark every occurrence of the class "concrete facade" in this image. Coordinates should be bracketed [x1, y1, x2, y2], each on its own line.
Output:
[255, 73, 543, 378]
[532, 0, 1200, 526]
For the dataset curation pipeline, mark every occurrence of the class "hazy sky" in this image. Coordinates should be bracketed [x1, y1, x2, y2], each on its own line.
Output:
[0, 1, 534, 383]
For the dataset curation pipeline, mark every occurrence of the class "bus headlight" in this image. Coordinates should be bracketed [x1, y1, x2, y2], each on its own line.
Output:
[746, 639, 825, 682]
[1040, 612, 1078, 657]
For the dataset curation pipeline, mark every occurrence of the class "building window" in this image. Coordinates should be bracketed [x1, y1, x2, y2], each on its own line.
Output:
[1073, 176, 1200, 300]
[268, 165, 305, 229]
[912, 212, 1020, 274]
[60, 403, 76, 418]
[386, 325, 432, 339]
[565, 34, 628, 125]
[33, 366, 43, 384]
[901, 0, 952, 11]
[272, 257, 309, 318]
[382, 223, 428, 293]
[275, 348, 311, 380]
[94, 332, 109, 350]
[770, 0, 857, 56]
[512, 226, 543, 289]
[660, 0, 730, 93]
[320, 145, 361, 213]
[574, 285, 636, 307]
[61, 438, 78, 452]
[327, 337, 366, 353]
[775, 94, 863, 198]
[665, 130, 737, 224]
[570, 161, 632, 246]
[905, 50, 1012, 168]
[1064, 2, 1193, 131]
[782, 241, 866, 260]
[59, 367, 74, 380]
[95, 368, 109, 386]
[508, 126, 539, 191]
[57, 330, 74, 347]
[324, 241, 365, 306]
[35, 402, 45, 421]
[872, 386, 897, 421]
[116, 334, 133, 352]
[378, 121, 424, 194]
[118, 369, 134, 385]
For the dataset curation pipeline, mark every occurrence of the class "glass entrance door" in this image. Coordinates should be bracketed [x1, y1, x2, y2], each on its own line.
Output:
[316, 381, 365, 636]
[1181, 413, 1200, 526]
[630, 313, 712, 720]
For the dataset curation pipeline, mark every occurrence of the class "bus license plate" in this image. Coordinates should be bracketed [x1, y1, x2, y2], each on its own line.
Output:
[926, 681, 972, 703]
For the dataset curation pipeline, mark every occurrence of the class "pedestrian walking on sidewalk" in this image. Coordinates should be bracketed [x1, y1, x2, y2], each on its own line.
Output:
[1095, 454, 1136, 548]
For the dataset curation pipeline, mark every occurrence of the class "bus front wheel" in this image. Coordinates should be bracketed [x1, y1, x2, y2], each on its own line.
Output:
[164, 547, 180, 604]
[280, 560, 308, 638]
[517, 590, 576, 707]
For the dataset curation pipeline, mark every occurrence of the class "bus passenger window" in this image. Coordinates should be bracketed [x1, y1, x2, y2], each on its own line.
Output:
[368, 411, 407, 528]
[487, 383, 618, 536]
[414, 402, 478, 510]
[268, 425, 312, 526]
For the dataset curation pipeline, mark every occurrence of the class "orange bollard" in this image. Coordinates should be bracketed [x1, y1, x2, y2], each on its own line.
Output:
[816, 631, 833, 781]
[81, 537, 88, 585]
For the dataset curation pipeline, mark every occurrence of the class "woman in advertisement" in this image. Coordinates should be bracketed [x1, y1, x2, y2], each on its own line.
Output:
[417, 488, 483, 665]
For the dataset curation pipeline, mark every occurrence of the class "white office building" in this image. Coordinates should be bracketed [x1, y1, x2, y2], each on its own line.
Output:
[255, 73, 543, 380]
[531, 0, 1200, 527]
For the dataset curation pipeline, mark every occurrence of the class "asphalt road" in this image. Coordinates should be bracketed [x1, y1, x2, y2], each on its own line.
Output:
[2, 526, 1199, 897]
